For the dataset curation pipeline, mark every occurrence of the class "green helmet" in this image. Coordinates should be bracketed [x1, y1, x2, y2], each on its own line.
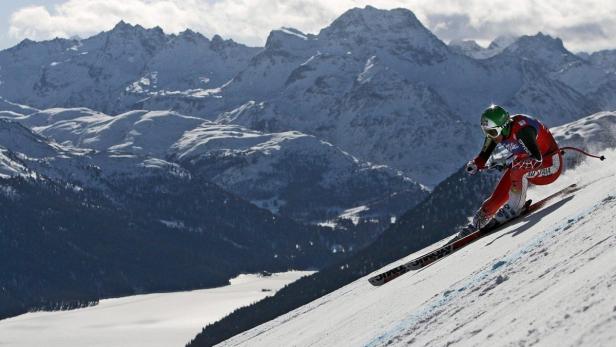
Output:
[480, 105, 510, 138]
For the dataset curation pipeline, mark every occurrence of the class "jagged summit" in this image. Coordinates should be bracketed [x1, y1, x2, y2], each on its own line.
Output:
[106, 20, 166, 41]
[209, 34, 245, 50]
[111, 20, 132, 31]
[449, 39, 485, 56]
[108, 20, 163, 35]
[501, 32, 584, 76]
[450, 39, 483, 49]
[320, 6, 424, 35]
[505, 32, 568, 54]
[264, 27, 316, 52]
[487, 34, 517, 50]
[450, 35, 517, 59]
[316, 5, 448, 60]
[177, 29, 207, 42]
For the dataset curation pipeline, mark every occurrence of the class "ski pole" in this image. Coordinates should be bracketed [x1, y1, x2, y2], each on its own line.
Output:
[560, 146, 606, 161]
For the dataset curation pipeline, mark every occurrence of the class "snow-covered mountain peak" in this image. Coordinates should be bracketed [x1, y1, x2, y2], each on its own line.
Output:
[488, 34, 518, 50]
[318, 6, 448, 62]
[210, 34, 232, 50]
[451, 35, 517, 59]
[320, 6, 424, 37]
[264, 28, 317, 52]
[449, 39, 488, 58]
[504, 32, 569, 59]
[208, 34, 250, 53]
[500, 32, 599, 93]
[449, 39, 483, 51]
[101, 21, 167, 55]
[112, 20, 131, 30]
[175, 29, 208, 45]
[14, 38, 35, 49]
[109, 20, 164, 37]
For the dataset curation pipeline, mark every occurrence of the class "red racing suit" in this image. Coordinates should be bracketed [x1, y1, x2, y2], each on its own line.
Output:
[473, 114, 562, 218]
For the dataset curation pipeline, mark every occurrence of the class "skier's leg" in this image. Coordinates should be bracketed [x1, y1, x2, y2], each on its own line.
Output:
[495, 152, 562, 222]
[480, 168, 512, 217]
[494, 170, 529, 223]
[459, 170, 512, 236]
[459, 153, 563, 237]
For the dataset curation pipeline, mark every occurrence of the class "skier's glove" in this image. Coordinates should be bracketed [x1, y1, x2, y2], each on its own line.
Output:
[465, 160, 479, 175]
[512, 158, 542, 171]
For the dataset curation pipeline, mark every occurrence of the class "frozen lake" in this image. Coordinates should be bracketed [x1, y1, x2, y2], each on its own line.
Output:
[0, 271, 313, 347]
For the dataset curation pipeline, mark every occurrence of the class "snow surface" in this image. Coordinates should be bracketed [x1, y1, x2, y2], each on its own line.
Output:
[0, 271, 313, 347]
[219, 150, 616, 346]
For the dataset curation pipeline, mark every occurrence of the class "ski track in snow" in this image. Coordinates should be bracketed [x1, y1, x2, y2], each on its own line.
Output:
[220, 150, 616, 347]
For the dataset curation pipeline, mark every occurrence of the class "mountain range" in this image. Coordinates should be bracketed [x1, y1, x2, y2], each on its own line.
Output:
[1, 6, 614, 188]
[0, 4, 615, 331]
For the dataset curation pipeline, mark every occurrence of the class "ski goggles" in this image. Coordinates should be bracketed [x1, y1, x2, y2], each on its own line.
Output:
[481, 125, 502, 139]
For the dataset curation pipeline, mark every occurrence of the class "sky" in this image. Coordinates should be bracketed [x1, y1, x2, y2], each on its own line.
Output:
[1, 0, 614, 53]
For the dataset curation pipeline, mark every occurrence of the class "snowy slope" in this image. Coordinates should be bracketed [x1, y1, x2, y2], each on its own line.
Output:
[0, 105, 426, 222]
[32, 109, 205, 155]
[0, 97, 39, 115]
[0, 149, 29, 178]
[218, 149, 616, 346]
[553, 112, 616, 153]
[0, 116, 188, 190]
[170, 122, 427, 221]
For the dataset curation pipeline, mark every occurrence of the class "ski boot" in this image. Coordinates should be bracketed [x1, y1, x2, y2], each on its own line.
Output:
[492, 200, 532, 225]
[456, 208, 492, 239]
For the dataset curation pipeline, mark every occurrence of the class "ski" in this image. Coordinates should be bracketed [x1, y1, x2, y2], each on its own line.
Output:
[368, 183, 578, 286]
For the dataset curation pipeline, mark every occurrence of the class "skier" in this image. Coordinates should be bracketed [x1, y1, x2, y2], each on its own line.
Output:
[460, 105, 562, 237]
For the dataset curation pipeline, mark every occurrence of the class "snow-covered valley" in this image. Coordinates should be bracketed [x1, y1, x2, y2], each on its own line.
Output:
[219, 150, 616, 346]
[0, 271, 313, 347]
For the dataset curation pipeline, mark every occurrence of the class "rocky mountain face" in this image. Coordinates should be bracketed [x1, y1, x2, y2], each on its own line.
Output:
[1, 6, 614, 188]
[0, 22, 259, 115]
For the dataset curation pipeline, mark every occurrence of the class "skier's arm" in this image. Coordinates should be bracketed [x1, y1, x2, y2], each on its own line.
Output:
[517, 126, 542, 161]
[475, 137, 497, 167]
[466, 137, 496, 174]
